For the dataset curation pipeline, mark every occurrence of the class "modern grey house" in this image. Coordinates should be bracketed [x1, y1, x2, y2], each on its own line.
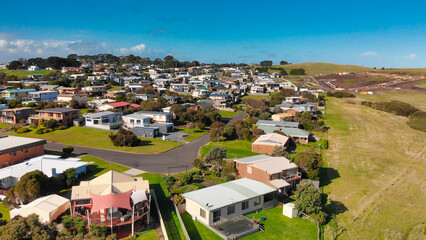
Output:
[83, 111, 123, 130]
[150, 122, 174, 134]
[131, 127, 160, 138]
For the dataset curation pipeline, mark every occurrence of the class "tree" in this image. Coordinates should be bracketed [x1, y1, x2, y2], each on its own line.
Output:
[204, 146, 227, 171]
[209, 121, 225, 141]
[43, 119, 58, 129]
[294, 180, 322, 214]
[0, 214, 58, 239]
[6, 99, 21, 108]
[280, 69, 288, 76]
[293, 148, 322, 180]
[109, 128, 141, 147]
[7, 61, 23, 70]
[260, 60, 273, 66]
[221, 125, 236, 140]
[290, 68, 306, 75]
[271, 146, 289, 157]
[62, 168, 77, 187]
[280, 60, 289, 65]
[187, 122, 196, 133]
[221, 160, 236, 180]
[5, 170, 50, 204]
[179, 173, 193, 185]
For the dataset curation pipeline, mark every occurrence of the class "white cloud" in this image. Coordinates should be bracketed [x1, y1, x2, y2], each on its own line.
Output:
[0, 39, 7, 49]
[404, 53, 417, 59]
[130, 43, 146, 52]
[360, 51, 379, 57]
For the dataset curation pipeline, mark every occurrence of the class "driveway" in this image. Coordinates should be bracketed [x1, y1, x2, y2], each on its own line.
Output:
[45, 112, 244, 174]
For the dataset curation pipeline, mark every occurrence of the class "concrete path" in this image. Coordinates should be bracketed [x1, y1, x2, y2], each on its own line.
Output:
[45, 112, 244, 174]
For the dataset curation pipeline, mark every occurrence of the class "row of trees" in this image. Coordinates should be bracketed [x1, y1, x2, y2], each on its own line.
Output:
[8, 57, 80, 70]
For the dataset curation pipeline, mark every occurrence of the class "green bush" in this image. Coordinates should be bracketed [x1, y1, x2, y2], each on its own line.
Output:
[57, 125, 68, 130]
[42, 119, 58, 129]
[371, 100, 419, 117]
[35, 128, 45, 135]
[16, 127, 30, 133]
[408, 111, 426, 132]
[62, 146, 74, 156]
[326, 92, 355, 98]
[179, 173, 193, 185]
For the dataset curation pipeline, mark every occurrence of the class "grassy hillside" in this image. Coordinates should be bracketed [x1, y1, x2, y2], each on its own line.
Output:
[0, 69, 58, 76]
[323, 94, 426, 239]
[265, 62, 426, 76]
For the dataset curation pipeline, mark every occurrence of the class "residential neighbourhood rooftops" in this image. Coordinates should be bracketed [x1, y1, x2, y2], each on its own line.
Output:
[126, 113, 150, 120]
[3, 88, 36, 93]
[280, 127, 310, 138]
[84, 111, 122, 118]
[137, 111, 172, 116]
[0, 136, 46, 154]
[182, 178, 276, 211]
[107, 102, 130, 107]
[256, 120, 300, 128]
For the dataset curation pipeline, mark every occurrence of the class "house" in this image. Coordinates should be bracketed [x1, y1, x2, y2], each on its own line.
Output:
[251, 86, 265, 94]
[234, 155, 301, 192]
[98, 102, 130, 111]
[0, 107, 35, 124]
[10, 194, 70, 223]
[0, 136, 46, 168]
[84, 111, 123, 130]
[271, 113, 294, 121]
[128, 84, 144, 93]
[276, 103, 316, 114]
[252, 133, 290, 155]
[87, 99, 115, 109]
[27, 66, 41, 71]
[137, 111, 173, 123]
[283, 109, 300, 116]
[1, 89, 36, 100]
[164, 96, 181, 104]
[285, 96, 302, 104]
[197, 99, 214, 108]
[134, 94, 153, 101]
[56, 94, 89, 105]
[71, 171, 151, 235]
[170, 83, 190, 92]
[192, 87, 211, 98]
[182, 178, 277, 227]
[124, 113, 151, 128]
[82, 85, 106, 96]
[150, 122, 174, 134]
[28, 91, 58, 102]
[209, 94, 232, 108]
[40, 85, 60, 91]
[256, 120, 300, 129]
[29, 108, 80, 126]
[105, 90, 126, 99]
[58, 87, 80, 95]
[131, 127, 160, 138]
[0, 155, 89, 189]
[278, 128, 310, 144]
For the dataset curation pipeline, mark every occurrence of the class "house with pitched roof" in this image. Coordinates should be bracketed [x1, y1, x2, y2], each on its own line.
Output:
[252, 133, 290, 155]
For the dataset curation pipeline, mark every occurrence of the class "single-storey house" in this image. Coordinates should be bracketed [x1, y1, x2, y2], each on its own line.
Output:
[256, 120, 300, 129]
[98, 102, 130, 111]
[252, 133, 290, 155]
[131, 127, 160, 138]
[150, 122, 174, 134]
[182, 178, 277, 227]
[0, 136, 46, 168]
[10, 194, 70, 223]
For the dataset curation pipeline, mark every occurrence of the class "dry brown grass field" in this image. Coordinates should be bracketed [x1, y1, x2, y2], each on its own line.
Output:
[323, 93, 426, 239]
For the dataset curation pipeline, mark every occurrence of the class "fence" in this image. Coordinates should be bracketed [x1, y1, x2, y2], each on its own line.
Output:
[151, 189, 169, 240]
[172, 202, 190, 240]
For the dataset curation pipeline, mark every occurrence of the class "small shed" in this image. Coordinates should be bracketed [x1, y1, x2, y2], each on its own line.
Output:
[283, 203, 298, 218]
[10, 194, 70, 223]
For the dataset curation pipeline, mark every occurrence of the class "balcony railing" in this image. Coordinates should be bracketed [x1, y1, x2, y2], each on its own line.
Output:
[284, 172, 302, 182]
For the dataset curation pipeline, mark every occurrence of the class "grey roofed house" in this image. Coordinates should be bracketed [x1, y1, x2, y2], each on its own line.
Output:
[279, 127, 310, 138]
[0, 136, 46, 155]
[197, 99, 214, 107]
[36, 107, 77, 113]
[83, 111, 123, 119]
[182, 178, 276, 212]
[256, 120, 300, 128]
[131, 126, 159, 138]
[125, 113, 150, 120]
[150, 122, 174, 134]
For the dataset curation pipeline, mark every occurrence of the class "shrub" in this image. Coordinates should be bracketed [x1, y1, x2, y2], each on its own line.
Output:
[42, 119, 58, 129]
[57, 125, 68, 130]
[62, 146, 74, 155]
[179, 173, 193, 185]
[408, 111, 426, 132]
[35, 128, 45, 135]
[371, 100, 419, 117]
[16, 127, 30, 133]
[164, 176, 176, 187]
[109, 128, 141, 147]
[361, 101, 372, 107]
[326, 92, 355, 98]
[173, 194, 184, 205]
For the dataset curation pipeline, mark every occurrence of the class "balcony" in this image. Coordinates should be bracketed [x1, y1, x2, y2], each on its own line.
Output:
[74, 205, 149, 227]
[284, 172, 302, 182]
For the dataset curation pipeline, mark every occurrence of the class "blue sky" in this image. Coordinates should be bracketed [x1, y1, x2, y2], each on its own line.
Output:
[0, 0, 425, 67]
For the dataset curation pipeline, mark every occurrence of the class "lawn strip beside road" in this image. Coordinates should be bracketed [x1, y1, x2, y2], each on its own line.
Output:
[200, 140, 259, 158]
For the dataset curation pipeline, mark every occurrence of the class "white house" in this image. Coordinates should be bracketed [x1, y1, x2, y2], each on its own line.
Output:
[0, 155, 89, 189]
[84, 111, 123, 130]
[136, 111, 173, 123]
[123, 113, 151, 128]
[182, 178, 277, 227]
[27, 66, 41, 71]
[28, 91, 58, 102]
[170, 83, 190, 92]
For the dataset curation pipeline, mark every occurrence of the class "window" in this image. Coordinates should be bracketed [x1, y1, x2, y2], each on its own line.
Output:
[136, 120, 141, 124]
[12, 151, 16, 156]
[75, 199, 91, 206]
[264, 192, 275, 202]
[254, 196, 261, 206]
[247, 166, 252, 174]
[213, 210, 221, 223]
[199, 208, 206, 218]
[242, 201, 249, 210]
[227, 205, 235, 215]
[130, 119, 134, 123]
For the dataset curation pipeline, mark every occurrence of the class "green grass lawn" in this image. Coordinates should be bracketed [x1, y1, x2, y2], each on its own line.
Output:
[243, 207, 317, 240]
[0, 69, 58, 76]
[241, 95, 271, 102]
[138, 173, 186, 240]
[11, 126, 182, 154]
[80, 155, 130, 179]
[219, 110, 239, 118]
[135, 228, 158, 240]
[0, 123, 11, 129]
[0, 203, 10, 222]
[322, 96, 426, 239]
[79, 108, 90, 114]
[176, 128, 209, 142]
[200, 140, 259, 158]
[181, 213, 222, 240]
[108, 87, 123, 91]
[414, 79, 426, 89]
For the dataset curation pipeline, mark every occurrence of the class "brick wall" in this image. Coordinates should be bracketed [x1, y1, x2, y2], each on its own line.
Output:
[252, 144, 277, 155]
[235, 162, 276, 189]
[0, 144, 44, 168]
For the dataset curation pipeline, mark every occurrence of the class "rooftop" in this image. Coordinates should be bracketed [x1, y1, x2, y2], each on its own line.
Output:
[252, 133, 289, 146]
[182, 178, 276, 211]
[36, 107, 78, 113]
[107, 102, 130, 107]
[0, 136, 46, 154]
[84, 111, 122, 118]
[256, 120, 300, 128]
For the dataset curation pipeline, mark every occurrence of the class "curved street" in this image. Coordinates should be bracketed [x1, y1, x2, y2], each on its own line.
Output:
[45, 112, 244, 174]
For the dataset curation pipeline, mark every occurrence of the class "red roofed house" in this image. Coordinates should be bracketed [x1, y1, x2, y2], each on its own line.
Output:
[283, 109, 300, 116]
[71, 171, 151, 237]
[98, 102, 130, 111]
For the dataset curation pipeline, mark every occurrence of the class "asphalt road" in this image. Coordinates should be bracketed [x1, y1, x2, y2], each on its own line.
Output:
[45, 112, 244, 174]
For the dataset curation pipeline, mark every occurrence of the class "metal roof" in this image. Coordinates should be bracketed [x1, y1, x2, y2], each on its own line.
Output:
[84, 111, 122, 118]
[182, 178, 276, 211]
[256, 120, 300, 128]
